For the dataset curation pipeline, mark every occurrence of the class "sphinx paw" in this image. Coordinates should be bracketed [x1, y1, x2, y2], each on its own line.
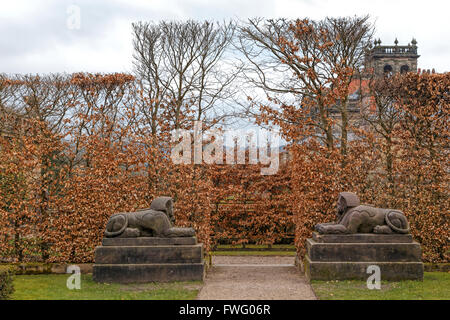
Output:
[373, 225, 392, 234]
[118, 228, 140, 238]
[315, 224, 326, 234]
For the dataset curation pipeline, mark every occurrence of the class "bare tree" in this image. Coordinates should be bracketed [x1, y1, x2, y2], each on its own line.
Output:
[237, 16, 374, 156]
[361, 75, 400, 185]
[0, 74, 74, 135]
[321, 16, 374, 157]
[132, 20, 238, 131]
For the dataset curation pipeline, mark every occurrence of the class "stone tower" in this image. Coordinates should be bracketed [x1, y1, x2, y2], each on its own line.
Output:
[365, 38, 420, 76]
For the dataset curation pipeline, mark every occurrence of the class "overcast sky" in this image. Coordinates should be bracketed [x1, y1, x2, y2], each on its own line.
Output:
[1, 0, 449, 74]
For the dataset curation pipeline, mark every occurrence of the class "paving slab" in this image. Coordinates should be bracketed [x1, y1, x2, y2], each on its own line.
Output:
[197, 256, 316, 300]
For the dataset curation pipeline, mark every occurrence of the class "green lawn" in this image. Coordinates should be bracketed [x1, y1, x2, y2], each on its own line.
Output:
[11, 274, 201, 300]
[311, 272, 450, 300]
[212, 244, 296, 256]
[211, 250, 295, 256]
[216, 244, 295, 250]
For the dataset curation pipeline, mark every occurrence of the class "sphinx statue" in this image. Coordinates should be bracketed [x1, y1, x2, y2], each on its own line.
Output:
[104, 197, 195, 238]
[315, 192, 410, 234]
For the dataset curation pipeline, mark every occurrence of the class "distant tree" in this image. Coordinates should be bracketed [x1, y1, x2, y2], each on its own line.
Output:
[361, 75, 400, 187]
[237, 16, 374, 159]
[132, 20, 238, 129]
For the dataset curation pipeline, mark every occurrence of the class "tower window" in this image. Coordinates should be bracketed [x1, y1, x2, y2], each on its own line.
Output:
[383, 64, 393, 73]
[400, 65, 410, 74]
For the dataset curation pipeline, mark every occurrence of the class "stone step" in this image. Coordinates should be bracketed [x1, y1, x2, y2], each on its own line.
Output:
[312, 232, 413, 243]
[306, 239, 422, 262]
[94, 244, 203, 264]
[93, 263, 205, 283]
[102, 237, 197, 246]
[304, 254, 424, 281]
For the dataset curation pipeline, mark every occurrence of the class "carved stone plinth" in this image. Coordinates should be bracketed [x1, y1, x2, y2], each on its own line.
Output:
[93, 237, 205, 283]
[312, 233, 414, 243]
[302, 232, 423, 281]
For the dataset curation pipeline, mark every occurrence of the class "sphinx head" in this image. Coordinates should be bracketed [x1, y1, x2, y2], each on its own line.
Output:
[150, 196, 175, 225]
[336, 192, 360, 218]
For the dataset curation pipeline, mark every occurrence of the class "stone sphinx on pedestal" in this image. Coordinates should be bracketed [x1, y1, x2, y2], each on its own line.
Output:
[302, 192, 423, 281]
[103, 196, 195, 238]
[93, 197, 204, 283]
[314, 192, 410, 235]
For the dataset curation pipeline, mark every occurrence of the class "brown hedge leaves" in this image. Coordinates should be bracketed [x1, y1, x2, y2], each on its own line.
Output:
[0, 69, 448, 264]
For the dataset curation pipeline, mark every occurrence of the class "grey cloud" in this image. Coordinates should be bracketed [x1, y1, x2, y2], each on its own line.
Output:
[0, 0, 172, 73]
[0, 0, 448, 74]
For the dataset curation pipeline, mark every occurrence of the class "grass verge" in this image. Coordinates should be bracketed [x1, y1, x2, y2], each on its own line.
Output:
[211, 251, 296, 256]
[216, 244, 295, 251]
[11, 274, 201, 300]
[311, 272, 450, 300]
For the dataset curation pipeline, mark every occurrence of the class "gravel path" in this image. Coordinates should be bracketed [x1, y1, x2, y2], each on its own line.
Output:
[196, 256, 317, 300]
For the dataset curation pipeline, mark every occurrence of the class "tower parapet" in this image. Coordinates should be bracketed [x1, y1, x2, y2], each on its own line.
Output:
[365, 38, 420, 76]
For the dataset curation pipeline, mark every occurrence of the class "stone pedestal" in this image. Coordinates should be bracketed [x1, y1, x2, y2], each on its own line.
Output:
[303, 232, 423, 281]
[93, 237, 205, 283]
